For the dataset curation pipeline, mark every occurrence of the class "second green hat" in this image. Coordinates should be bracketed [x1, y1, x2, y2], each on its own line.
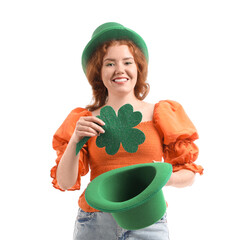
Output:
[85, 162, 172, 230]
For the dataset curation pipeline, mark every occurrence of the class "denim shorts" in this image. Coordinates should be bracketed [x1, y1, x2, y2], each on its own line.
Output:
[73, 208, 170, 240]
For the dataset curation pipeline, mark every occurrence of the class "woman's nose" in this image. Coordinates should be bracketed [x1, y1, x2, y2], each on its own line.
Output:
[115, 63, 124, 74]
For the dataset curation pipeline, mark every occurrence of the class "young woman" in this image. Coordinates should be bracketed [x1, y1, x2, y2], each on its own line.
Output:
[51, 22, 203, 240]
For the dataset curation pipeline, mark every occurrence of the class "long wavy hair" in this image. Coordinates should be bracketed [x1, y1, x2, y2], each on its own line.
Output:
[86, 40, 149, 111]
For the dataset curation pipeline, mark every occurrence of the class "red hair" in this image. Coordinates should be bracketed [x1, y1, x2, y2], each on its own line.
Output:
[86, 40, 149, 111]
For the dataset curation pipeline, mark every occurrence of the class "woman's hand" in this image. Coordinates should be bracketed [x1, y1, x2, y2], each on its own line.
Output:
[71, 116, 105, 143]
[152, 160, 196, 188]
[166, 170, 196, 188]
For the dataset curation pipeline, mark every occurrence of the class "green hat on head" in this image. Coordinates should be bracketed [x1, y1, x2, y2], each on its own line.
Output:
[85, 162, 172, 230]
[81, 22, 149, 74]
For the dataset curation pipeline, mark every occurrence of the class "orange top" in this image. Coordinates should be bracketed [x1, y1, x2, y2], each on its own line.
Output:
[50, 100, 203, 212]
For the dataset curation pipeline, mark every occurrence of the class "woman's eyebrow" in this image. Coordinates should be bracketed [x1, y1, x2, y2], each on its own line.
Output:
[103, 58, 116, 62]
[103, 57, 134, 62]
[123, 57, 134, 61]
[123, 57, 133, 60]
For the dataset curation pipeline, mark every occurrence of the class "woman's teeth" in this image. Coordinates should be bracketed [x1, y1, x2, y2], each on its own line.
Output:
[113, 78, 128, 82]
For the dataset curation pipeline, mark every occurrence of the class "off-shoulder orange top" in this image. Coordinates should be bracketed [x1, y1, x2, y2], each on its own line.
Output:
[51, 100, 203, 212]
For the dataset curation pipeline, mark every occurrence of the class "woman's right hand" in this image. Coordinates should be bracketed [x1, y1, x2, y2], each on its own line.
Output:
[71, 116, 105, 143]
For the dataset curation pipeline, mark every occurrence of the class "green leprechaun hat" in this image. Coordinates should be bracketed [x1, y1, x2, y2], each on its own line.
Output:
[81, 22, 149, 74]
[85, 162, 172, 230]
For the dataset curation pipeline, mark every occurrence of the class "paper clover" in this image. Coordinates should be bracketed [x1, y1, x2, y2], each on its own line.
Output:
[76, 104, 145, 155]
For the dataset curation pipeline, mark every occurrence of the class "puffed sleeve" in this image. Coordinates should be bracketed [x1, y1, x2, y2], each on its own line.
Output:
[154, 100, 204, 175]
[50, 108, 91, 191]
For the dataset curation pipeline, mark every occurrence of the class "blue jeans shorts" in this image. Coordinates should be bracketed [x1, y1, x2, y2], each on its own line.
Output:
[73, 208, 170, 240]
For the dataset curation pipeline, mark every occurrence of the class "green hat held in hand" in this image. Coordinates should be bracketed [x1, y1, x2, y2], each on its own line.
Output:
[76, 104, 146, 155]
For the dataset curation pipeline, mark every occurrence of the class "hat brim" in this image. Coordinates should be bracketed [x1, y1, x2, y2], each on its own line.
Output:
[81, 26, 149, 74]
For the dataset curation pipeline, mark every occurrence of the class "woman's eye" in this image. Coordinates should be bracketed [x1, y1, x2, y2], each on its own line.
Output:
[105, 63, 114, 67]
[125, 61, 132, 65]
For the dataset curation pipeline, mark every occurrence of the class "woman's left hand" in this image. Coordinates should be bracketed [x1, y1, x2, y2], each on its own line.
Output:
[152, 160, 196, 188]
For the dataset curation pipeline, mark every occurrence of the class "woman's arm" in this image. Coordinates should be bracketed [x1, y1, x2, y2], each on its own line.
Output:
[56, 136, 79, 190]
[165, 169, 196, 188]
[56, 116, 105, 190]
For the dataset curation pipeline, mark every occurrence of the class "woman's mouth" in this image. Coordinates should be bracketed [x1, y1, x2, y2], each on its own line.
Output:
[112, 78, 129, 83]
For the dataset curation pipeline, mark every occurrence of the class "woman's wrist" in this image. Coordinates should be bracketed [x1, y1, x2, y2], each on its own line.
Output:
[165, 170, 196, 188]
[70, 132, 82, 144]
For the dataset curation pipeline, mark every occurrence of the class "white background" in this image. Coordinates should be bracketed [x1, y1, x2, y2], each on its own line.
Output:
[1, 0, 237, 239]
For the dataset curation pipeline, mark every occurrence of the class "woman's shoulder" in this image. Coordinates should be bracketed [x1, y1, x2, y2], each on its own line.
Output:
[70, 107, 90, 114]
[62, 107, 91, 124]
[141, 99, 181, 111]
[139, 100, 181, 122]
[154, 100, 181, 112]
[153, 100, 183, 122]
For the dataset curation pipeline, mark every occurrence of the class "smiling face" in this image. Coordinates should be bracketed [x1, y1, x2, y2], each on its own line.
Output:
[101, 44, 138, 98]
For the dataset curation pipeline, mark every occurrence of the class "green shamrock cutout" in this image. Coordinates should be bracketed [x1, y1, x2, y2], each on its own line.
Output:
[96, 104, 145, 155]
[76, 104, 145, 155]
